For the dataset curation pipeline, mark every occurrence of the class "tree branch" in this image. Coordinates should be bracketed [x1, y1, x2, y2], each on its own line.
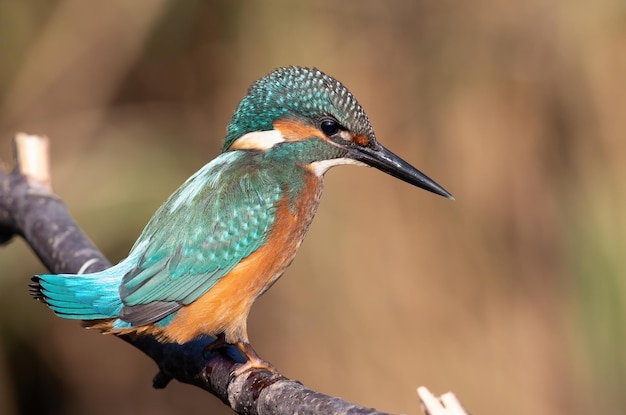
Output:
[0, 133, 468, 415]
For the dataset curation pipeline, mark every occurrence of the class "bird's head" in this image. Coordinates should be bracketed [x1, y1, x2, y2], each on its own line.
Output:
[223, 66, 453, 199]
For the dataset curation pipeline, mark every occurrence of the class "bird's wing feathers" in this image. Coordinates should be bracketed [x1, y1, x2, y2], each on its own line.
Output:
[118, 152, 283, 326]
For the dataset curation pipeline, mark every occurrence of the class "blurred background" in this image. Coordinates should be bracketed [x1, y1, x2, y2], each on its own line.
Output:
[0, 1, 624, 414]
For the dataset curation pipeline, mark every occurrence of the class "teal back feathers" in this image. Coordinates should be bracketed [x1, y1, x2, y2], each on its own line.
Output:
[36, 144, 318, 325]
[118, 150, 285, 324]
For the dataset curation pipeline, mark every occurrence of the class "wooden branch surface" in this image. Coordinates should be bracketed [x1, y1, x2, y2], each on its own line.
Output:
[0, 134, 467, 415]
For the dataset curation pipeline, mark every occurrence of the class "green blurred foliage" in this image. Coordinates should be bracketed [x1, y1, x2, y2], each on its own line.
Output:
[0, 1, 625, 414]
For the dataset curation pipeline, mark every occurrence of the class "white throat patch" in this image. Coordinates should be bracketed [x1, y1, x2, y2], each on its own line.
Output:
[308, 158, 367, 177]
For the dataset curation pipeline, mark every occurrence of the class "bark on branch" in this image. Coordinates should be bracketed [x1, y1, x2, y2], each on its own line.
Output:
[0, 133, 467, 415]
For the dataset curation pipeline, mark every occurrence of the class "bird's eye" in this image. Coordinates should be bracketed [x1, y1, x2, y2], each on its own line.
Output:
[320, 119, 341, 137]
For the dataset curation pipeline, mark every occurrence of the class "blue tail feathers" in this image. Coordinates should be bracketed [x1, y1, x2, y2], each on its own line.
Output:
[32, 269, 124, 320]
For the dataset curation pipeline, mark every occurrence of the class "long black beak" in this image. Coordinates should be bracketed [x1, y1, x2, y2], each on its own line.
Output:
[348, 142, 454, 199]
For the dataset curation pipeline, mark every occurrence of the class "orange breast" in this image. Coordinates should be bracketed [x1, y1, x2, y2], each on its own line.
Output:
[156, 172, 324, 344]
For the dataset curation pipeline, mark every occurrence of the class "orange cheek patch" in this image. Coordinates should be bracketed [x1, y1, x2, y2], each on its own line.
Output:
[274, 119, 327, 141]
[352, 134, 369, 147]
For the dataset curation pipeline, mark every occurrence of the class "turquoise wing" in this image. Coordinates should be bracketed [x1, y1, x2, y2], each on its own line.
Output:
[118, 151, 283, 325]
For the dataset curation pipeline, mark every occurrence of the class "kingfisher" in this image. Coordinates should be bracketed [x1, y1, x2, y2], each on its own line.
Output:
[31, 66, 453, 374]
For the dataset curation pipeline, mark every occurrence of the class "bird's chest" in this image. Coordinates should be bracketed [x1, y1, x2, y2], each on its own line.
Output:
[253, 175, 324, 295]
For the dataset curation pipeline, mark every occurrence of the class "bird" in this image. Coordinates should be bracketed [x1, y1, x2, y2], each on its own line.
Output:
[31, 66, 453, 374]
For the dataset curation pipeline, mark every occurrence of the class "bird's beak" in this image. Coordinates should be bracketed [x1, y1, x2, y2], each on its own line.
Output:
[347, 142, 454, 199]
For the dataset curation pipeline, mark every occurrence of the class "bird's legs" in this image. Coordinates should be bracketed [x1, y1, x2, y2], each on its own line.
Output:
[204, 333, 276, 376]
[232, 341, 276, 376]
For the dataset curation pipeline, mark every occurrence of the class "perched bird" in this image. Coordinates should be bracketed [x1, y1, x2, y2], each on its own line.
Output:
[31, 66, 453, 374]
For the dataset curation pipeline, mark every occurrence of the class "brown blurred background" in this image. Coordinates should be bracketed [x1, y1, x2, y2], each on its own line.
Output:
[0, 1, 625, 414]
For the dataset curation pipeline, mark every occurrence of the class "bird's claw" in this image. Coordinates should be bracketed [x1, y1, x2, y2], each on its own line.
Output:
[202, 335, 276, 376]
[233, 342, 277, 376]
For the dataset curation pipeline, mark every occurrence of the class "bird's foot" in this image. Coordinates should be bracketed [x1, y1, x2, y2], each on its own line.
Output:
[203, 335, 276, 376]
[232, 342, 277, 377]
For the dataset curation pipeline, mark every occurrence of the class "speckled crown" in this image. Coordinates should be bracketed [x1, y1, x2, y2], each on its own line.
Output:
[223, 66, 375, 151]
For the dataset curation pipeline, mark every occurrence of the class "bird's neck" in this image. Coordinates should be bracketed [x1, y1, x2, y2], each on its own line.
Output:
[258, 138, 339, 207]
